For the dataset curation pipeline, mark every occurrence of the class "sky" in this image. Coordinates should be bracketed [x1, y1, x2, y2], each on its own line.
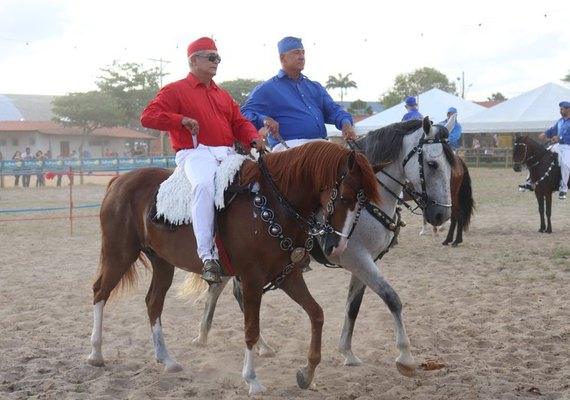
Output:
[1, 0, 569, 103]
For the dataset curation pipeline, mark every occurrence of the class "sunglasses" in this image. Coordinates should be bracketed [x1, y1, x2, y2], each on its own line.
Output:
[195, 53, 221, 63]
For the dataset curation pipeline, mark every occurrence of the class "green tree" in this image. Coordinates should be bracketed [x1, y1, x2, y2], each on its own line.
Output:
[563, 71, 570, 85]
[487, 92, 507, 101]
[347, 99, 373, 116]
[96, 61, 164, 130]
[326, 73, 357, 102]
[52, 91, 125, 158]
[218, 78, 263, 105]
[379, 67, 457, 108]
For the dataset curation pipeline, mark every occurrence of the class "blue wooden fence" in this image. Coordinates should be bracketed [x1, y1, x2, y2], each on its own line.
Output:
[0, 156, 177, 175]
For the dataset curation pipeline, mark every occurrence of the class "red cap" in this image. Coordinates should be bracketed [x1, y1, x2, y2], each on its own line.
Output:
[187, 37, 217, 56]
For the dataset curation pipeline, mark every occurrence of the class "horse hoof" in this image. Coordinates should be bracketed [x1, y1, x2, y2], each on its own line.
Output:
[442, 241, 449, 246]
[164, 362, 183, 373]
[87, 355, 104, 367]
[247, 381, 266, 395]
[191, 336, 207, 346]
[296, 366, 314, 389]
[258, 346, 276, 357]
[342, 354, 363, 366]
[396, 361, 416, 377]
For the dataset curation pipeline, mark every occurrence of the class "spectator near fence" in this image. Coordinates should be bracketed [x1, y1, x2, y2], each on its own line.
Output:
[34, 150, 47, 187]
[12, 150, 23, 187]
[21, 147, 33, 187]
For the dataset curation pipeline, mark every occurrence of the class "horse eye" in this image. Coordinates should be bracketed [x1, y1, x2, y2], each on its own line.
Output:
[340, 196, 349, 205]
[427, 161, 438, 169]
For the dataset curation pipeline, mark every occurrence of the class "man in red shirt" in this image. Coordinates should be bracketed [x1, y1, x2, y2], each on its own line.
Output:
[141, 36, 265, 284]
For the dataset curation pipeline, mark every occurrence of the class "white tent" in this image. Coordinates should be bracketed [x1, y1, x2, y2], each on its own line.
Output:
[461, 82, 570, 134]
[341, 88, 485, 135]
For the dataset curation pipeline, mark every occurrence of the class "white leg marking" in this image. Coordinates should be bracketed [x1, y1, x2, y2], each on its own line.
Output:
[242, 347, 265, 395]
[152, 319, 182, 372]
[87, 300, 105, 367]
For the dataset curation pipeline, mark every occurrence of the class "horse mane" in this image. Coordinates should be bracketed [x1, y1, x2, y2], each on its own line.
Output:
[358, 120, 422, 164]
[241, 141, 381, 204]
[517, 135, 553, 161]
[358, 120, 455, 167]
[521, 135, 544, 150]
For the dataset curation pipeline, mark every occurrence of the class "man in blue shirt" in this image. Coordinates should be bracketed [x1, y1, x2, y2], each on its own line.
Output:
[241, 36, 356, 151]
[542, 101, 570, 199]
[402, 96, 423, 121]
[439, 107, 462, 152]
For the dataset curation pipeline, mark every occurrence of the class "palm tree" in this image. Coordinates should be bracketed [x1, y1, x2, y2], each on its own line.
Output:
[326, 73, 357, 102]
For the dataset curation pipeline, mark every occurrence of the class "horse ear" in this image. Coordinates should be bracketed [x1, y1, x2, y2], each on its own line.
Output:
[348, 151, 356, 170]
[422, 116, 432, 133]
[373, 161, 392, 173]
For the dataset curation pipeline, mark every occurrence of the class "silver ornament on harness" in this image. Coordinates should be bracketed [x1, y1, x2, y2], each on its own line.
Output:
[290, 247, 306, 263]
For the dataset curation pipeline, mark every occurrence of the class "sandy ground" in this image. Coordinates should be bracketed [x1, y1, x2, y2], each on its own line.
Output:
[0, 168, 569, 400]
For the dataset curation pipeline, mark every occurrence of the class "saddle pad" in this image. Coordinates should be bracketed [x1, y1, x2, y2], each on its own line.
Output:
[155, 153, 247, 225]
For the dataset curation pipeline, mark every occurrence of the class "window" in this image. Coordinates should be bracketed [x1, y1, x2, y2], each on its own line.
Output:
[88, 139, 103, 146]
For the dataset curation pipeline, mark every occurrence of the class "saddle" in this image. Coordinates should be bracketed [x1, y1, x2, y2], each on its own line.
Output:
[149, 154, 251, 229]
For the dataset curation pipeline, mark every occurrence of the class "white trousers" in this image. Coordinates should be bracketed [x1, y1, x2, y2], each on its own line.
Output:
[558, 144, 570, 192]
[272, 138, 326, 152]
[175, 145, 236, 261]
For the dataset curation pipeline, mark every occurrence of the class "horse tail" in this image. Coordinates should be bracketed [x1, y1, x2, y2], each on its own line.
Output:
[177, 272, 208, 303]
[457, 158, 475, 231]
[92, 249, 150, 302]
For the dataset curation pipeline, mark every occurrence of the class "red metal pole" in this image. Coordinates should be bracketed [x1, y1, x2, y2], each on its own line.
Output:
[69, 166, 73, 236]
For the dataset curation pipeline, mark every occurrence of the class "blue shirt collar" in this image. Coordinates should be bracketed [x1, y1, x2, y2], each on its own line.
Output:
[277, 69, 306, 81]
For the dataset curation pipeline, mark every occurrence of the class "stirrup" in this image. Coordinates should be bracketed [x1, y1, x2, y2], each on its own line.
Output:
[202, 259, 222, 284]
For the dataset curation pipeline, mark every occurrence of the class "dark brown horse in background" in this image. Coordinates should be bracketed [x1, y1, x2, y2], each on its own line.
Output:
[414, 153, 474, 246]
[513, 135, 566, 233]
[441, 155, 475, 246]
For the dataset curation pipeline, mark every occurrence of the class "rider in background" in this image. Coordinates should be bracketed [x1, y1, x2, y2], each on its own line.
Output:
[241, 36, 356, 151]
[439, 107, 462, 153]
[402, 96, 423, 121]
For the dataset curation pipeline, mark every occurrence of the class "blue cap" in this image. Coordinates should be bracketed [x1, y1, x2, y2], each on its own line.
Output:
[278, 36, 303, 54]
[447, 107, 457, 113]
[559, 101, 570, 108]
[405, 96, 417, 106]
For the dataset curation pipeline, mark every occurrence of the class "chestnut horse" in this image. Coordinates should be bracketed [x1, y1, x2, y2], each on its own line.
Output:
[87, 141, 381, 395]
[513, 135, 566, 233]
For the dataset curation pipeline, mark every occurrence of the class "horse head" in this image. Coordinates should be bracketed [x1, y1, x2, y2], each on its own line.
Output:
[319, 149, 381, 257]
[512, 135, 528, 172]
[402, 116, 454, 226]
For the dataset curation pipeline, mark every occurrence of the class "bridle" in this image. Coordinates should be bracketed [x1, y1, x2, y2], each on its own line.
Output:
[254, 151, 366, 292]
[512, 139, 550, 169]
[349, 128, 452, 215]
[257, 152, 364, 238]
[513, 138, 557, 187]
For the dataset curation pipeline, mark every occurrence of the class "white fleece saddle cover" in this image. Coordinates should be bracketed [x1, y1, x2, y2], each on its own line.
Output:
[155, 154, 248, 225]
